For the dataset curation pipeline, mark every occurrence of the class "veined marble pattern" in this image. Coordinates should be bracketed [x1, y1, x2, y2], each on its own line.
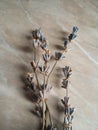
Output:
[0, 0, 98, 130]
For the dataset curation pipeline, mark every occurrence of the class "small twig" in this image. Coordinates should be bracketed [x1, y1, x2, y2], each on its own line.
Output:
[45, 100, 53, 127]
[45, 106, 48, 128]
[42, 71, 46, 130]
[34, 48, 36, 63]
[35, 71, 40, 89]
[66, 84, 68, 97]
[46, 60, 57, 85]
[33, 41, 36, 63]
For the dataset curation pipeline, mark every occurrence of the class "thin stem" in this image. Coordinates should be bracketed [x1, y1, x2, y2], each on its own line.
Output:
[35, 71, 40, 89]
[42, 98, 45, 130]
[34, 48, 36, 63]
[46, 60, 57, 85]
[45, 101, 53, 127]
[44, 61, 47, 69]
[66, 86, 68, 97]
[63, 117, 65, 130]
[33, 42, 36, 62]
[42, 72, 46, 130]
[45, 107, 48, 128]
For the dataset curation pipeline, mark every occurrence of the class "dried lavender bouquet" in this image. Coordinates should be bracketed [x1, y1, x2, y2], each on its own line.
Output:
[25, 27, 78, 130]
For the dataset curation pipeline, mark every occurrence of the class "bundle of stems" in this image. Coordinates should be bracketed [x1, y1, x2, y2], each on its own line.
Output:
[28, 28, 61, 130]
[25, 27, 78, 130]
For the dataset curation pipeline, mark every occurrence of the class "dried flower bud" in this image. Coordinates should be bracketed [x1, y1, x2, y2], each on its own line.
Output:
[26, 73, 36, 90]
[40, 40, 48, 50]
[32, 29, 38, 39]
[61, 96, 69, 106]
[33, 39, 41, 48]
[55, 52, 63, 60]
[40, 35, 46, 42]
[61, 79, 68, 89]
[68, 33, 77, 41]
[65, 107, 75, 115]
[38, 65, 46, 72]
[41, 84, 47, 90]
[35, 105, 42, 117]
[27, 73, 33, 81]
[73, 26, 79, 33]
[70, 115, 74, 122]
[63, 66, 72, 79]
[30, 83, 36, 91]
[32, 28, 42, 39]
[43, 50, 51, 62]
[46, 125, 57, 130]
[64, 116, 68, 124]
[31, 60, 37, 71]
[69, 107, 75, 115]
[64, 115, 73, 125]
[64, 39, 69, 48]
[32, 91, 41, 103]
[36, 28, 42, 39]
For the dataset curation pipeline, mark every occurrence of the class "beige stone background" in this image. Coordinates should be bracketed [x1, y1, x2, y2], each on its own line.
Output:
[0, 0, 98, 130]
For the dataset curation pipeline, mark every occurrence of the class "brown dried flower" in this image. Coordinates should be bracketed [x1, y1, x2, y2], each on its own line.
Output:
[31, 60, 37, 71]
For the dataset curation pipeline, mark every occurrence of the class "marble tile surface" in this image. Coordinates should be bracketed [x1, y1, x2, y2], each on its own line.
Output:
[0, 0, 98, 130]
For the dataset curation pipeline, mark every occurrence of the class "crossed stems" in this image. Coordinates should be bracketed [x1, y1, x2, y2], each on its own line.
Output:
[32, 37, 67, 130]
[42, 71, 53, 130]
